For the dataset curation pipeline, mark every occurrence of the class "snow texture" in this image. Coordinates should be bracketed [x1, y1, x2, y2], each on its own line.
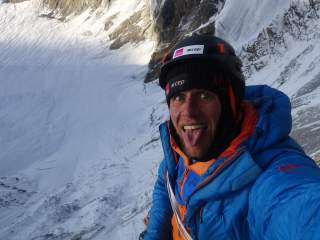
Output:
[0, 1, 165, 239]
[215, 0, 291, 47]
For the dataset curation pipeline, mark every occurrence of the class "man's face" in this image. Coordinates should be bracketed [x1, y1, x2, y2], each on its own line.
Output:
[169, 89, 221, 160]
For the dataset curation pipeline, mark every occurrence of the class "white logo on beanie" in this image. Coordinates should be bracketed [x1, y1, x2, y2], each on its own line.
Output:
[171, 80, 185, 88]
[173, 45, 204, 59]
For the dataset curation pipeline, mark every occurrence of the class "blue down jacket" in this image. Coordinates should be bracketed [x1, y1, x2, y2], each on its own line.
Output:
[144, 85, 320, 240]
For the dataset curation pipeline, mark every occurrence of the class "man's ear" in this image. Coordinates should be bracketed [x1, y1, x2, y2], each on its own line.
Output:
[169, 119, 174, 132]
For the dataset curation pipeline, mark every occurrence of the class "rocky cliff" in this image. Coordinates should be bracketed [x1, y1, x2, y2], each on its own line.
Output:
[36, 0, 154, 49]
[145, 0, 224, 82]
[238, 0, 320, 158]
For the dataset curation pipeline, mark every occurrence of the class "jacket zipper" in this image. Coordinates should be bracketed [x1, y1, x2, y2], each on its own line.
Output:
[184, 149, 245, 226]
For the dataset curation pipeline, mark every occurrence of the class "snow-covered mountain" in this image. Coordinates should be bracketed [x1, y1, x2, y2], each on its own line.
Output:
[0, 1, 162, 239]
[0, 0, 319, 239]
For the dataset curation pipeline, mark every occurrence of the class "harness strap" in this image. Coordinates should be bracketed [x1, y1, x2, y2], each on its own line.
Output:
[166, 171, 193, 240]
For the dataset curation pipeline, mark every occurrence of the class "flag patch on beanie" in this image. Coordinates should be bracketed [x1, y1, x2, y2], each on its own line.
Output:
[173, 45, 204, 59]
[165, 82, 170, 96]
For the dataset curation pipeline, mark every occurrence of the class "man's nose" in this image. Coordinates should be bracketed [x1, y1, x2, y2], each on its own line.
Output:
[182, 96, 199, 116]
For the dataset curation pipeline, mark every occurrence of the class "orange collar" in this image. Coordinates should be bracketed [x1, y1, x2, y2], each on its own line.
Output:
[169, 102, 258, 175]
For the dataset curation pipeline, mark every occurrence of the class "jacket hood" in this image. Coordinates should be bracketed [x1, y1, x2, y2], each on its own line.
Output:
[243, 85, 292, 154]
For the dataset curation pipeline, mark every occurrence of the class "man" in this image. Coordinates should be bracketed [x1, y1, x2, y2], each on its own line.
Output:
[142, 34, 320, 239]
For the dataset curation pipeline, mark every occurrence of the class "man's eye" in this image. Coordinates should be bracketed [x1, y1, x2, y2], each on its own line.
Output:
[200, 92, 211, 100]
[173, 94, 184, 101]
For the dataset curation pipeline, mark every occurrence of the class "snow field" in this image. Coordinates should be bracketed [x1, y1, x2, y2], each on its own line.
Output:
[0, 1, 164, 239]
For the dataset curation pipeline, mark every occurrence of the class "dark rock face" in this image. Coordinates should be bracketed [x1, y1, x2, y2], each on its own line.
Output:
[238, 1, 320, 157]
[145, 0, 225, 83]
[241, 1, 320, 80]
[8, 0, 27, 3]
[42, 0, 106, 16]
[109, 6, 152, 50]
[153, 0, 222, 43]
[283, 2, 320, 40]
[40, 0, 153, 51]
[240, 26, 286, 78]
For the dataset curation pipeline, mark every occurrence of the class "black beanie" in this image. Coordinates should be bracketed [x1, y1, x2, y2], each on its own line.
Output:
[165, 62, 222, 101]
[165, 61, 243, 119]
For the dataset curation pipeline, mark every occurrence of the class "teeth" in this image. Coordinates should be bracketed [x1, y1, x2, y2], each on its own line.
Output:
[183, 124, 206, 130]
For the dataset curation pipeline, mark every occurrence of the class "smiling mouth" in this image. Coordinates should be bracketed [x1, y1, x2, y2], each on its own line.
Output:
[182, 124, 207, 131]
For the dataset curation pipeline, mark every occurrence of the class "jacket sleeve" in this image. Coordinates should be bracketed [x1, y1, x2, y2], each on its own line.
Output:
[144, 160, 173, 240]
[248, 152, 320, 240]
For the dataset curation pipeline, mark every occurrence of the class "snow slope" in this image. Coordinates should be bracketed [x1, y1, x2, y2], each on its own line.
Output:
[215, 0, 291, 47]
[0, 1, 166, 239]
